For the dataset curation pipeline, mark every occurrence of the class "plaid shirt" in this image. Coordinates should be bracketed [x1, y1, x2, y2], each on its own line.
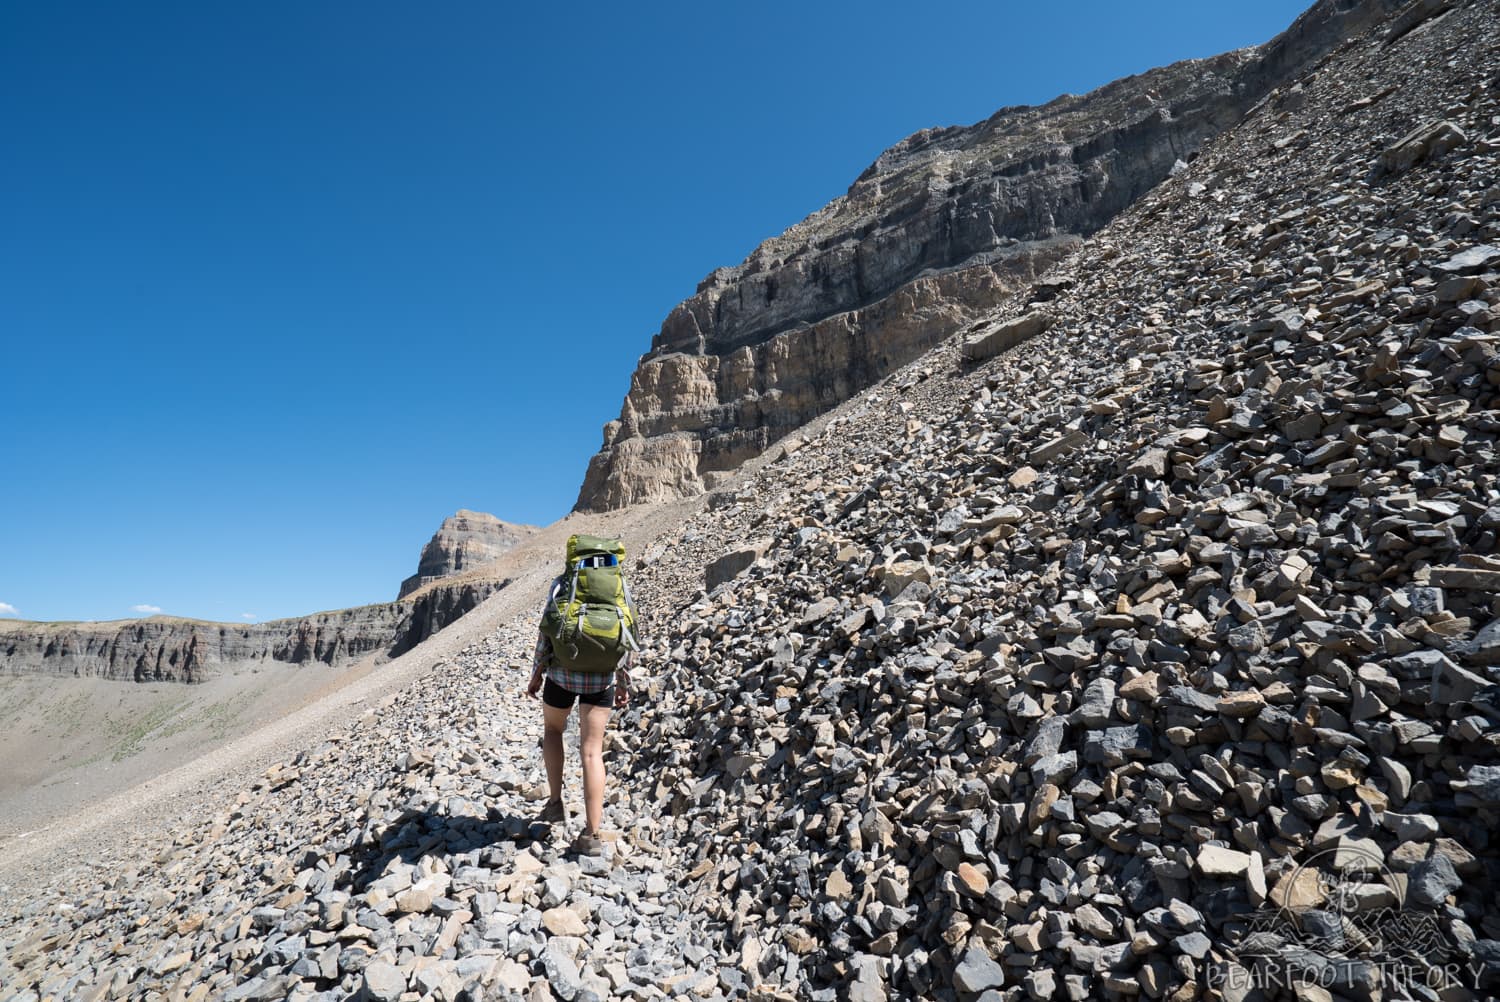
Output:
[533, 631, 621, 694]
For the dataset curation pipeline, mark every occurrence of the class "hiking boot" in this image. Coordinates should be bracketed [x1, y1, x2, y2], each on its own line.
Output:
[569, 830, 605, 856]
[538, 799, 565, 824]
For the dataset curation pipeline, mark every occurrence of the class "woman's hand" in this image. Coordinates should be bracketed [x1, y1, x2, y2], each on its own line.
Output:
[614, 671, 630, 709]
[526, 669, 543, 699]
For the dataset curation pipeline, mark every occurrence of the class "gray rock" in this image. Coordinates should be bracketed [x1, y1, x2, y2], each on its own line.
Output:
[1084, 724, 1154, 765]
[1031, 751, 1079, 786]
[847, 953, 887, 1002]
[1023, 967, 1057, 1000]
[952, 945, 1006, 994]
[544, 940, 585, 1002]
[1381, 812, 1439, 841]
[1173, 932, 1212, 959]
[541, 875, 571, 908]
[1379, 120, 1466, 175]
[1436, 243, 1500, 274]
[1073, 677, 1116, 726]
[1024, 716, 1068, 763]
[225, 977, 297, 1002]
[962, 313, 1056, 364]
[361, 963, 407, 1002]
[1460, 765, 1500, 806]
[1462, 619, 1500, 666]
[1408, 853, 1462, 909]
[705, 541, 771, 590]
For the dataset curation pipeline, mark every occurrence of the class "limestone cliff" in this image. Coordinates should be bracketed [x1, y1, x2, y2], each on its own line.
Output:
[0, 579, 502, 683]
[576, 0, 1403, 511]
[398, 510, 538, 598]
[0, 511, 527, 683]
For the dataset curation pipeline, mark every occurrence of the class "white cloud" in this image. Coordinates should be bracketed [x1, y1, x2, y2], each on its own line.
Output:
[0, 602, 18, 617]
[131, 604, 163, 615]
[240, 613, 257, 621]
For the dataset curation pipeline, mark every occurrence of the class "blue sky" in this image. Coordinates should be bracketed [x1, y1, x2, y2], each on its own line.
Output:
[0, 1, 1311, 623]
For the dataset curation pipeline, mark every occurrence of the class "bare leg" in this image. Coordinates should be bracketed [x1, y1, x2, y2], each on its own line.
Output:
[577, 702, 612, 834]
[542, 702, 571, 805]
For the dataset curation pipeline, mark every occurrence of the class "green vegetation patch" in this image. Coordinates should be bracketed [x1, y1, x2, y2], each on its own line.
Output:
[102, 688, 260, 762]
[105, 697, 193, 762]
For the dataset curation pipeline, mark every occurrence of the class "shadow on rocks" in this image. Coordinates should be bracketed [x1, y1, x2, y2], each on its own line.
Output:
[345, 804, 555, 895]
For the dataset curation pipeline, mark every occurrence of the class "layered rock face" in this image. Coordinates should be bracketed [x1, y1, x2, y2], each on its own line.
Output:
[398, 510, 538, 598]
[576, 0, 1405, 511]
[392, 580, 505, 658]
[0, 579, 503, 683]
[0, 510, 527, 683]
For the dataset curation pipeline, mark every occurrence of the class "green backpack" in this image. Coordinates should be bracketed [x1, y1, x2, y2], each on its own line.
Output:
[540, 534, 640, 672]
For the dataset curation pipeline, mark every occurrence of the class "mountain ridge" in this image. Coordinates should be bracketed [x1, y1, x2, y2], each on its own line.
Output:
[574, 0, 1406, 512]
[0, 509, 528, 683]
[0, 583, 501, 683]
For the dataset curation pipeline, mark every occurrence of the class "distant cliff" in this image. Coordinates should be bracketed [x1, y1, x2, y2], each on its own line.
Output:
[0, 510, 532, 683]
[398, 510, 538, 598]
[0, 579, 503, 684]
[576, 0, 1403, 511]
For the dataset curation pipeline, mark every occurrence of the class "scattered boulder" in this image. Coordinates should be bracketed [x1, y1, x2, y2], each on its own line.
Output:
[706, 539, 771, 590]
[961, 312, 1056, 364]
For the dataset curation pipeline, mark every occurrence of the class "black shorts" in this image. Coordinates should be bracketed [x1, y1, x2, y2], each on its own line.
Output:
[543, 677, 613, 709]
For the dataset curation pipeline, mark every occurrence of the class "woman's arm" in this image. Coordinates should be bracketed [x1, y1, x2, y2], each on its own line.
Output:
[527, 632, 548, 698]
[614, 653, 632, 708]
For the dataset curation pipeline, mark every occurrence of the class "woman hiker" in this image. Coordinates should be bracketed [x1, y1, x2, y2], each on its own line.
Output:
[526, 541, 636, 856]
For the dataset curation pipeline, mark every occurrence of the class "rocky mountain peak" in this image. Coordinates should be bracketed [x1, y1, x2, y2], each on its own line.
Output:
[575, 0, 1405, 513]
[397, 510, 539, 599]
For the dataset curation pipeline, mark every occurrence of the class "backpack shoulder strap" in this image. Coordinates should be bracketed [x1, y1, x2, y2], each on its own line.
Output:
[566, 564, 581, 607]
